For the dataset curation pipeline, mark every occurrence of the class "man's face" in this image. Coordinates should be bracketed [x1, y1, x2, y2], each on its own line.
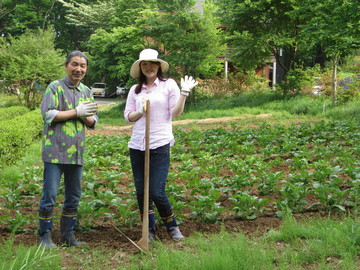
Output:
[65, 56, 87, 86]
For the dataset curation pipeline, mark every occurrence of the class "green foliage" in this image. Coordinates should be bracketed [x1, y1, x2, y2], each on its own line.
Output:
[87, 26, 144, 85]
[85, 1, 225, 86]
[218, 0, 301, 72]
[0, 0, 56, 37]
[266, 216, 360, 264]
[139, 230, 275, 270]
[278, 64, 323, 94]
[139, 4, 225, 78]
[0, 110, 43, 168]
[58, 0, 118, 32]
[341, 55, 360, 74]
[337, 74, 360, 105]
[0, 106, 29, 122]
[0, 94, 22, 107]
[296, 0, 359, 60]
[326, 98, 360, 121]
[0, 28, 65, 109]
[199, 72, 272, 97]
[0, 236, 60, 270]
[132, 216, 359, 269]
[264, 95, 330, 115]
[155, 0, 196, 12]
[230, 192, 270, 220]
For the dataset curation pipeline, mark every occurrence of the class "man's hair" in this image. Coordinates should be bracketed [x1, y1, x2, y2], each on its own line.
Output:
[65, 51, 88, 65]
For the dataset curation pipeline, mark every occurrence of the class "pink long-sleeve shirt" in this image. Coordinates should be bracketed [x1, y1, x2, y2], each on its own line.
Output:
[124, 78, 180, 151]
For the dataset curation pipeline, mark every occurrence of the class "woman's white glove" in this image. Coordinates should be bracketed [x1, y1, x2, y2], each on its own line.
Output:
[76, 101, 98, 118]
[137, 97, 148, 114]
[181, 75, 198, 92]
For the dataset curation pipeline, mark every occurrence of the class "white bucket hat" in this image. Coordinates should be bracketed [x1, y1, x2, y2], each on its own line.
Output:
[130, 49, 169, 79]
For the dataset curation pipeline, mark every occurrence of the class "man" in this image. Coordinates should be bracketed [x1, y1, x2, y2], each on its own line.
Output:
[38, 51, 98, 247]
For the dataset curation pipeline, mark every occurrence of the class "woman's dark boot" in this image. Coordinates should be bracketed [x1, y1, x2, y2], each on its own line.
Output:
[148, 210, 158, 242]
[60, 208, 85, 247]
[162, 215, 184, 241]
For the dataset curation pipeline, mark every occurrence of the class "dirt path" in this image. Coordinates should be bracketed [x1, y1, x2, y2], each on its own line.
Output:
[87, 114, 273, 136]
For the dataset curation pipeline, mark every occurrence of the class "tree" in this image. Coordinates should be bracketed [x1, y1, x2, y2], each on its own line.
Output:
[216, 0, 303, 73]
[296, 0, 360, 105]
[87, 1, 225, 93]
[57, 0, 117, 32]
[155, 0, 196, 12]
[0, 28, 65, 109]
[0, 0, 56, 37]
[87, 26, 145, 88]
[139, 3, 225, 78]
[0, 0, 101, 53]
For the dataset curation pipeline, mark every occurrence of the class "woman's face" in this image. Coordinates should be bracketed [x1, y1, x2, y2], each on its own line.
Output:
[140, 61, 160, 81]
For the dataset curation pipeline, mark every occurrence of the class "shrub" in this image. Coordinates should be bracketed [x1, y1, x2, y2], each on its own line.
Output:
[0, 109, 43, 167]
[197, 73, 270, 98]
[337, 74, 360, 105]
[278, 65, 323, 94]
[0, 106, 29, 122]
[0, 94, 22, 107]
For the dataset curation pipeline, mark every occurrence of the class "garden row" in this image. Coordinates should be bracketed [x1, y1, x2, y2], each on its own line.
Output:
[0, 119, 359, 233]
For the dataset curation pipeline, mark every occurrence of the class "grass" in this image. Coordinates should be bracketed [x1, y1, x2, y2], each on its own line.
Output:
[0, 235, 60, 270]
[2, 215, 358, 269]
[96, 94, 360, 128]
[264, 215, 360, 269]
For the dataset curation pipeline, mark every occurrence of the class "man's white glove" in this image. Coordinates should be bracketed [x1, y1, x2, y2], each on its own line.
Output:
[137, 97, 148, 114]
[181, 75, 198, 93]
[76, 101, 98, 118]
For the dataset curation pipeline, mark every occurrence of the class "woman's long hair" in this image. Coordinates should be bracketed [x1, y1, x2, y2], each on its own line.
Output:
[134, 62, 168, 94]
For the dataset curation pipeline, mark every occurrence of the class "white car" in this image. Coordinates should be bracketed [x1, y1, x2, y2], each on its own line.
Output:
[91, 83, 108, 97]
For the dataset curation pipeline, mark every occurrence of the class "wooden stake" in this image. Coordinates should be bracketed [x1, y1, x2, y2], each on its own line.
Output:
[137, 99, 150, 251]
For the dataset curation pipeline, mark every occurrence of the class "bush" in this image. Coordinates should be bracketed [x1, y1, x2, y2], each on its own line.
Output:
[0, 94, 22, 107]
[337, 74, 360, 105]
[197, 73, 270, 98]
[0, 109, 43, 167]
[0, 106, 29, 122]
[278, 65, 323, 94]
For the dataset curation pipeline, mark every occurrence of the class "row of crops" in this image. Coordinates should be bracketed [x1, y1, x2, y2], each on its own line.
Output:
[1, 119, 359, 233]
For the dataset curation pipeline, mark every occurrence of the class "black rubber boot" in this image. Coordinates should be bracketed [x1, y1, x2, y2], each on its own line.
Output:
[60, 208, 85, 247]
[39, 210, 56, 248]
[162, 215, 184, 241]
[148, 210, 158, 242]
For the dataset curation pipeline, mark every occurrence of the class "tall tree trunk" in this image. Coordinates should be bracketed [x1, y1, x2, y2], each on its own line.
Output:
[331, 56, 338, 107]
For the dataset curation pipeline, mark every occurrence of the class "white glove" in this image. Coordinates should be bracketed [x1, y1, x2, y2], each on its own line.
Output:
[137, 97, 148, 114]
[76, 101, 98, 118]
[181, 75, 198, 92]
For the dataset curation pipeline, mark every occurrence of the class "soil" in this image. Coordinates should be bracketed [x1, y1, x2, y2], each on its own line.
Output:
[0, 115, 347, 267]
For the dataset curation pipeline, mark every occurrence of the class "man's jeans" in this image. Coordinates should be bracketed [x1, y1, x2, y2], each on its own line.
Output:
[130, 144, 173, 218]
[39, 162, 83, 213]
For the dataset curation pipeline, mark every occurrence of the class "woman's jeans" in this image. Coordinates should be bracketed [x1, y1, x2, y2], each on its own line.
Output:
[130, 144, 173, 218]
[39, 162, 83, 214]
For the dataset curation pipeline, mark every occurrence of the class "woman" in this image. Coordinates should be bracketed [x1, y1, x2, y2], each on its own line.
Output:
[124, 48, 198, 241]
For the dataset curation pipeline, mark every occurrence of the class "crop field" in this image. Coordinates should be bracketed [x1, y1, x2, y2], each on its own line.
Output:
[0, 114, 359, 269]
